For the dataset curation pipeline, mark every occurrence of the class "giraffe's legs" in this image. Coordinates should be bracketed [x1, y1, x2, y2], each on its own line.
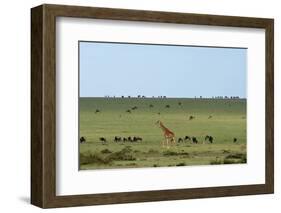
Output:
[166, 138, 169, 148]
[172, 137, 176, 146]
[161, 139, 165, 147]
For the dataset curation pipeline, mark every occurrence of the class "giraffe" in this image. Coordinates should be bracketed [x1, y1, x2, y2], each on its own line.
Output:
[155, 120, 176, 148]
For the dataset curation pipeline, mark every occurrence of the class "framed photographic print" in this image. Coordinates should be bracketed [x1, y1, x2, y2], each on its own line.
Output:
[31, 4, 274, 208]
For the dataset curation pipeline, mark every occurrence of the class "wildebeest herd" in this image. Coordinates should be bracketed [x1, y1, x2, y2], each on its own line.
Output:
[80, 136, 143, 144]
[80, 135, 238, 145]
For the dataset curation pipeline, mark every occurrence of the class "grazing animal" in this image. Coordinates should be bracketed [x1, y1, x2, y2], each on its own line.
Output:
[95, 109, 100, 113]
[157, 112, 161, 115]
[126, 109, 131, 113]
[165, 105, 170, 108]
[133, 136, 142, 142]
[233, 137, 237, 143]
[137, 137, 143, 142]
[189, 115, 195, 120]
[131, 106, 138, 110]
[184, 136, 191, 141]
[178, 102, 182, 106]
[178, 138, 183, 143]
[203, 135, 209, 144]
[99, 137, 107, 143]
[208, 115, 212, 119]
[156, 120, 176, 147]
[80, 136, 86, 143]
[114, 136, 121, 142]
[128, 136, 133, 142]
[204, 135, 213, 143]
[149, 104, 154, 108]
[192, 137, 198, 144]
[123, 137, 127, 142]
[133, 136, 138, 142]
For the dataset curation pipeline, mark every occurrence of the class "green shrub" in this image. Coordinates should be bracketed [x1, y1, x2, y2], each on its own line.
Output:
[210, 158, 222, 165]
[147, 149, 159, 154]
[225, 153, 247, 164]
[80, 152, 112, 165]
[163, 150, 189, 156]
[100, 149, 112, 154]
[176, 162, 186, 166]
[107, 146, 136, 161]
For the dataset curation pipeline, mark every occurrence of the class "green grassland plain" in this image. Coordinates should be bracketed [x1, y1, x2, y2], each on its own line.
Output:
[79, 97, 246, 170]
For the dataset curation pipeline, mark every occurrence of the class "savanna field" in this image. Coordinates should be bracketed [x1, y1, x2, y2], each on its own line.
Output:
[79, 97, 247, 170]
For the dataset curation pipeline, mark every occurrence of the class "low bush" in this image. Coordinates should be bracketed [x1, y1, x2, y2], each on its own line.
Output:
[100, 148, 112, 154]
[80, 152, 112, 165]
[176, 162, 186, 166]
[163, 150, 189, 156]
[106, 146, 136, 161]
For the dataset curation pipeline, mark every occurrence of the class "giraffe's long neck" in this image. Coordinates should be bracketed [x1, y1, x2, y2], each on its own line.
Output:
[159, 122, 167, 132]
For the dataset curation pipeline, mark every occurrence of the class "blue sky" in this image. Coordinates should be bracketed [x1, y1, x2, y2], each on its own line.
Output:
[79, 42, 247, 98]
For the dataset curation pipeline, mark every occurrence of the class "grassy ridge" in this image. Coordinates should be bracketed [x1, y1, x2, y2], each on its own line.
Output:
[79, 97, 246, 170]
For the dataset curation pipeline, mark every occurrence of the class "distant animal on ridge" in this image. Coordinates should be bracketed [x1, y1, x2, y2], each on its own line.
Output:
[233, 137, 238, 143]
[80, 136, 86, 143]
[189, 115, 195, 120]
[99, 137, 107, 143]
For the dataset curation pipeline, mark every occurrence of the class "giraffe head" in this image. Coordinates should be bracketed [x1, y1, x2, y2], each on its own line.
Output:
[155, 120, 162, 126]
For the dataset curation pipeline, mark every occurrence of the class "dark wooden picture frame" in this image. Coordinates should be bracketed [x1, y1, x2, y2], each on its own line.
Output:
[31, 4, 274, 208]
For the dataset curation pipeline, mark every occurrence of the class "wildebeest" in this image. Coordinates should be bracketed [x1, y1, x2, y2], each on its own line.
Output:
[126, 109, 131, 113]
[137, 137, 143, 142]
[99, 137, 107, 143]
[157, 112, 161, 115]
[95, 109, 100, 113]
[133, 136, 142, 142]
[233, 137, 238, 143]
[178, 102, 182, 106]
[128, 136, 133, 142]
[123, 137, 127, 142]
[165, 104, 170, 108]
[114, 136, 121, 142]
[149, 104, 154, 108]
[204, 135, 214, 143]
[192, 137, 198, 144]
[205, 135, 210, 141]
[184, 136, 191, 141]
[80, 136, 86, 143]
[189, 115, 195, 120]
[178, 138, 183, 143]
[131, 106, 138, 110]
